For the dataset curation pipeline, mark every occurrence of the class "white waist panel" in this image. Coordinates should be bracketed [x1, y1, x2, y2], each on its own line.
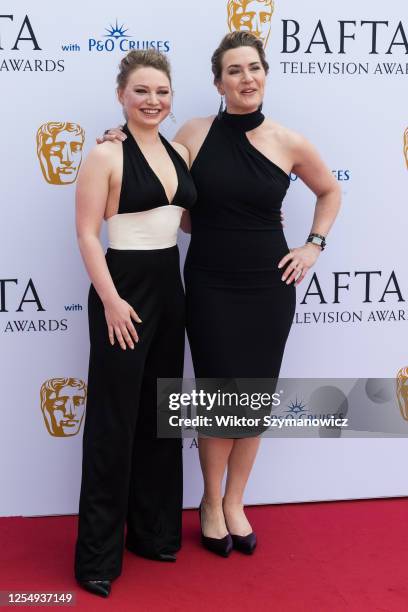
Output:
[107, 205, 184, 250]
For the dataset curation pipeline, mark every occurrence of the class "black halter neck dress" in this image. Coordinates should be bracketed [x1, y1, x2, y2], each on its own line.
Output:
[184, 109, 296, 433]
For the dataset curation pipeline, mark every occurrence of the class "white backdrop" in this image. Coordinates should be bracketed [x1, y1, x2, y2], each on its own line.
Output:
[1, 0, 407, 516]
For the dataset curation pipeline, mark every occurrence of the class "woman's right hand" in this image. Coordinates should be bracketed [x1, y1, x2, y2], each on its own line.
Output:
[103, 295, 142, 350]
[96, 126, 127, 144]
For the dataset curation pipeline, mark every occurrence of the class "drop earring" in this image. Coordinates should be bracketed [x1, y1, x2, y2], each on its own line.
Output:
[217, 95, 224, 120]
[169, 93, 176, 123]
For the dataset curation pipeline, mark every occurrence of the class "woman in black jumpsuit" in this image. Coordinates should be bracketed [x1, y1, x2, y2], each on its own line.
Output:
[74, 51, 196, 596]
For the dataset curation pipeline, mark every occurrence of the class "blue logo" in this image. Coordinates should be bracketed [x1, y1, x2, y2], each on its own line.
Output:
[290, 170, 351, 182]
[88, 19, 170, 53]
[285, 397, 308, 416]
[104, 20, 131, 40]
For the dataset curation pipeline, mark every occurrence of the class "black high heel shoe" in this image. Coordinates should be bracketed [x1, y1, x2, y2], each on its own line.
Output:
[223, 501, 257, 554]
[230, 531, 257, 555]
[78, 579, 111, 598]
[199, 504, 233, 558]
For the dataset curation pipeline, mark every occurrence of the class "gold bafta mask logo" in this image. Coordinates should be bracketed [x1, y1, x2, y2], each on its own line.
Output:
[227, 0, 275, 48]
[36, 122, 85, 185]
[40, 378, 87, 437]
[404, 127, 408, 170]
[396, 367, 408, 421]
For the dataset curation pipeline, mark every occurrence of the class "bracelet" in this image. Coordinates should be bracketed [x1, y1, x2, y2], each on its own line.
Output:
[306, 233, 326, 251]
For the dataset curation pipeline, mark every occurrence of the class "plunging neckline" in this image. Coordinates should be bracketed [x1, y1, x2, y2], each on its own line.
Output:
[124, 125, 180, 206]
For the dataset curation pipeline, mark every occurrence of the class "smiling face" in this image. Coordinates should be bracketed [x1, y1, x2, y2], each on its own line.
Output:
[118, 67, 172, 128]
[216, 45, 266, 114]
[228, 0, 274, 48]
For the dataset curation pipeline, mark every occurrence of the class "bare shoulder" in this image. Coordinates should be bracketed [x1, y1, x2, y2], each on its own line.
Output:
[173, 115, 215, 145]
[181, 115, 215, 133]
[79, 142, 121, 181]
[87, 140, 121, 163]
[263, 119, 308, 150]
[170, 141, 190, 165]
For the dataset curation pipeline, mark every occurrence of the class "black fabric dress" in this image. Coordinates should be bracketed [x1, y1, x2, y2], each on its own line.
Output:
[184, 109, 296, 435]
[75, 124, 197, 581]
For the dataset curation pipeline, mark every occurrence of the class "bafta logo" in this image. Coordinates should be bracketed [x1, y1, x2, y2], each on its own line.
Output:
[396, 367, 408, 421]
[227, 0, 275, 48]
[404, 127, 408, 169]
[36, 122, 85, 185]
[40, 378, 87, 437]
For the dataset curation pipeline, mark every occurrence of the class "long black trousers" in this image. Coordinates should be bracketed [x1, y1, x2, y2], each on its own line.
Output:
[75, 247, 184, 581]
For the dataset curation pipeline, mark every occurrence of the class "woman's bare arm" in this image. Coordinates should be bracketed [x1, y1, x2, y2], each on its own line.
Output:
[76, 144, 141, 348]
[76, 145, 118, 303]
[278, 131, 341, 285]
[291, 133, 341, 239]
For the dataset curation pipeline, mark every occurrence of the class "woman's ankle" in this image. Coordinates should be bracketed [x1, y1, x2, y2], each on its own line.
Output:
[222, 497, 244, 510]
[201, 495, 223, 509]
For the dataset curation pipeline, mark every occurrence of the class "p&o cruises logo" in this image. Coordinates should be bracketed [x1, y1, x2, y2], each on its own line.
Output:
[59, 19, 171, 54]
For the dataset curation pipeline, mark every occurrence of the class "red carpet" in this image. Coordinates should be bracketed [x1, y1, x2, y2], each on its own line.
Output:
[1, 499, 407, 611]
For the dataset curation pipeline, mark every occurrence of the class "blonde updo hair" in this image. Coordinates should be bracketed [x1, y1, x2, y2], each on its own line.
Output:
[117, 49, 172, 90]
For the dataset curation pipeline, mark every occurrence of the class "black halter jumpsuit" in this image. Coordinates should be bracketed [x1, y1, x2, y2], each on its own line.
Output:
[184, 110, 296, 434]
[75, 125, 197, 581]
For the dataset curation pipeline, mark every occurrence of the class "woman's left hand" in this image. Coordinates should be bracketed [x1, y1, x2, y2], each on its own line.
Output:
[278, 244, 320, 285]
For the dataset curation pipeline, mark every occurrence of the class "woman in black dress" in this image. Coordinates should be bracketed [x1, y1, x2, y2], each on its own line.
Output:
[74, 50, 196, 596]
[175, 32, 341, 555]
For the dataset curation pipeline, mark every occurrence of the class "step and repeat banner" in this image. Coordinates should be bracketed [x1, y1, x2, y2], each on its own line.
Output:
[1, 0, 407, 516]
